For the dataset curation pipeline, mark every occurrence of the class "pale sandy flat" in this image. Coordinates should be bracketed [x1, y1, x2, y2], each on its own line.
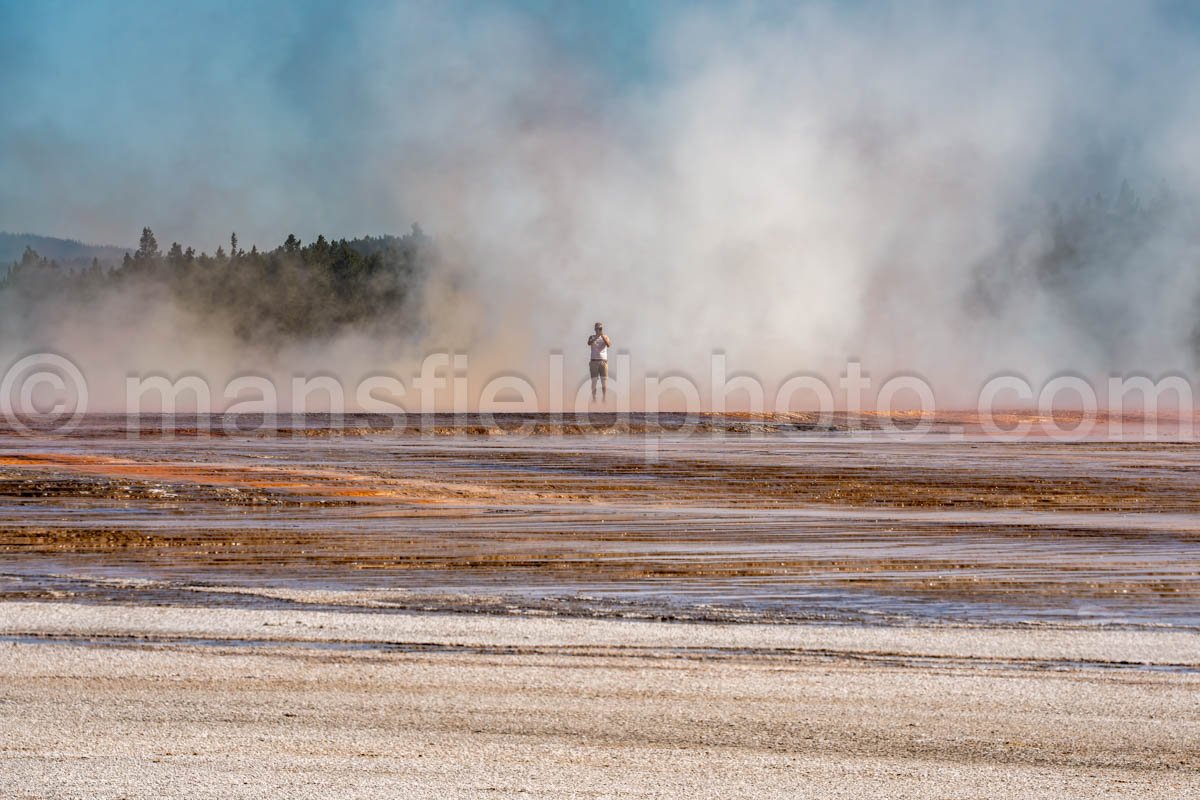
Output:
[1, 600, 1197, 799]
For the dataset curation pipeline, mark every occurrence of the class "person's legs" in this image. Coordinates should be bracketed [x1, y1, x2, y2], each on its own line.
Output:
[590, 361, 600, 400]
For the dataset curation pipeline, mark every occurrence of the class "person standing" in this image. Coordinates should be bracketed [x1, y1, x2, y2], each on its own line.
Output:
[587, 322, 611, 402]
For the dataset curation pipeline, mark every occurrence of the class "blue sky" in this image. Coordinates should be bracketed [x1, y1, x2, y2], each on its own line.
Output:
[6, 0, 1200, 389]
[2, 0, 1197, 250]
[0, 0, 693, 248]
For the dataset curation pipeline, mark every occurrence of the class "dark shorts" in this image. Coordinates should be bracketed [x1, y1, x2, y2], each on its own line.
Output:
[589, 360, 608, 379]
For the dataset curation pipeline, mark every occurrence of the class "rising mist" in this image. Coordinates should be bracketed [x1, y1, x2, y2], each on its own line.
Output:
[3, 1, 1200, 411]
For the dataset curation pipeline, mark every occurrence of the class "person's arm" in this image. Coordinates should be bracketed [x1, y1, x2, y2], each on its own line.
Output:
[602, 335, 611, 347]
[588, 334, 597, 345]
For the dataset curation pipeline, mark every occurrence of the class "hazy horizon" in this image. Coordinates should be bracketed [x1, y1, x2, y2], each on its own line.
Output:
[4, 1, 1200, 412]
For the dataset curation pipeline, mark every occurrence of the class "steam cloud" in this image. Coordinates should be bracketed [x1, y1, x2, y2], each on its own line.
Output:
[3, 1, 1200, 411]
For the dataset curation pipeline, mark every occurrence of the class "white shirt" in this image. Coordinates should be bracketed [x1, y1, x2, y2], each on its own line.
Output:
[590, 335, 608, 361]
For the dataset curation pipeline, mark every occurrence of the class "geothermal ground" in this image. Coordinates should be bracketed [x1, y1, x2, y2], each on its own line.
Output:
[0, 414, 1197, 798]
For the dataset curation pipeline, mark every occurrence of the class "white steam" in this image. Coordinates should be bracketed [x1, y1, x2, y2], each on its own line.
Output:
[6, 1, 1200, 411]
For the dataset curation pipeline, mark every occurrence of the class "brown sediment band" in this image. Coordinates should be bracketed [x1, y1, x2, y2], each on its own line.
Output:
[1, 428, 1198, 625]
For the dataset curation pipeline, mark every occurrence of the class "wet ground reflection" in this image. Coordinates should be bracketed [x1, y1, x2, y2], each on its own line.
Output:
[2, 416, 1197, 627]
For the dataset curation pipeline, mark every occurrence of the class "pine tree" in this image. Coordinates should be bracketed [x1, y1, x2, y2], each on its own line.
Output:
[137, 227, 160, 260]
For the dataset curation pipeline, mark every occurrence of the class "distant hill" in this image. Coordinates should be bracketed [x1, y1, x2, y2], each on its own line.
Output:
[0, 232, 130, 269]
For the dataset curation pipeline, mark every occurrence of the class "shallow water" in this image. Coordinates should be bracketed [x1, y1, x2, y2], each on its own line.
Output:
[1, 415, 1197, 627]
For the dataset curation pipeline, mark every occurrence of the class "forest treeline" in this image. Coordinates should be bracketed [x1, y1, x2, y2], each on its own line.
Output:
[0, 226, 434, 343]
[2, 181, 1198, 359]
